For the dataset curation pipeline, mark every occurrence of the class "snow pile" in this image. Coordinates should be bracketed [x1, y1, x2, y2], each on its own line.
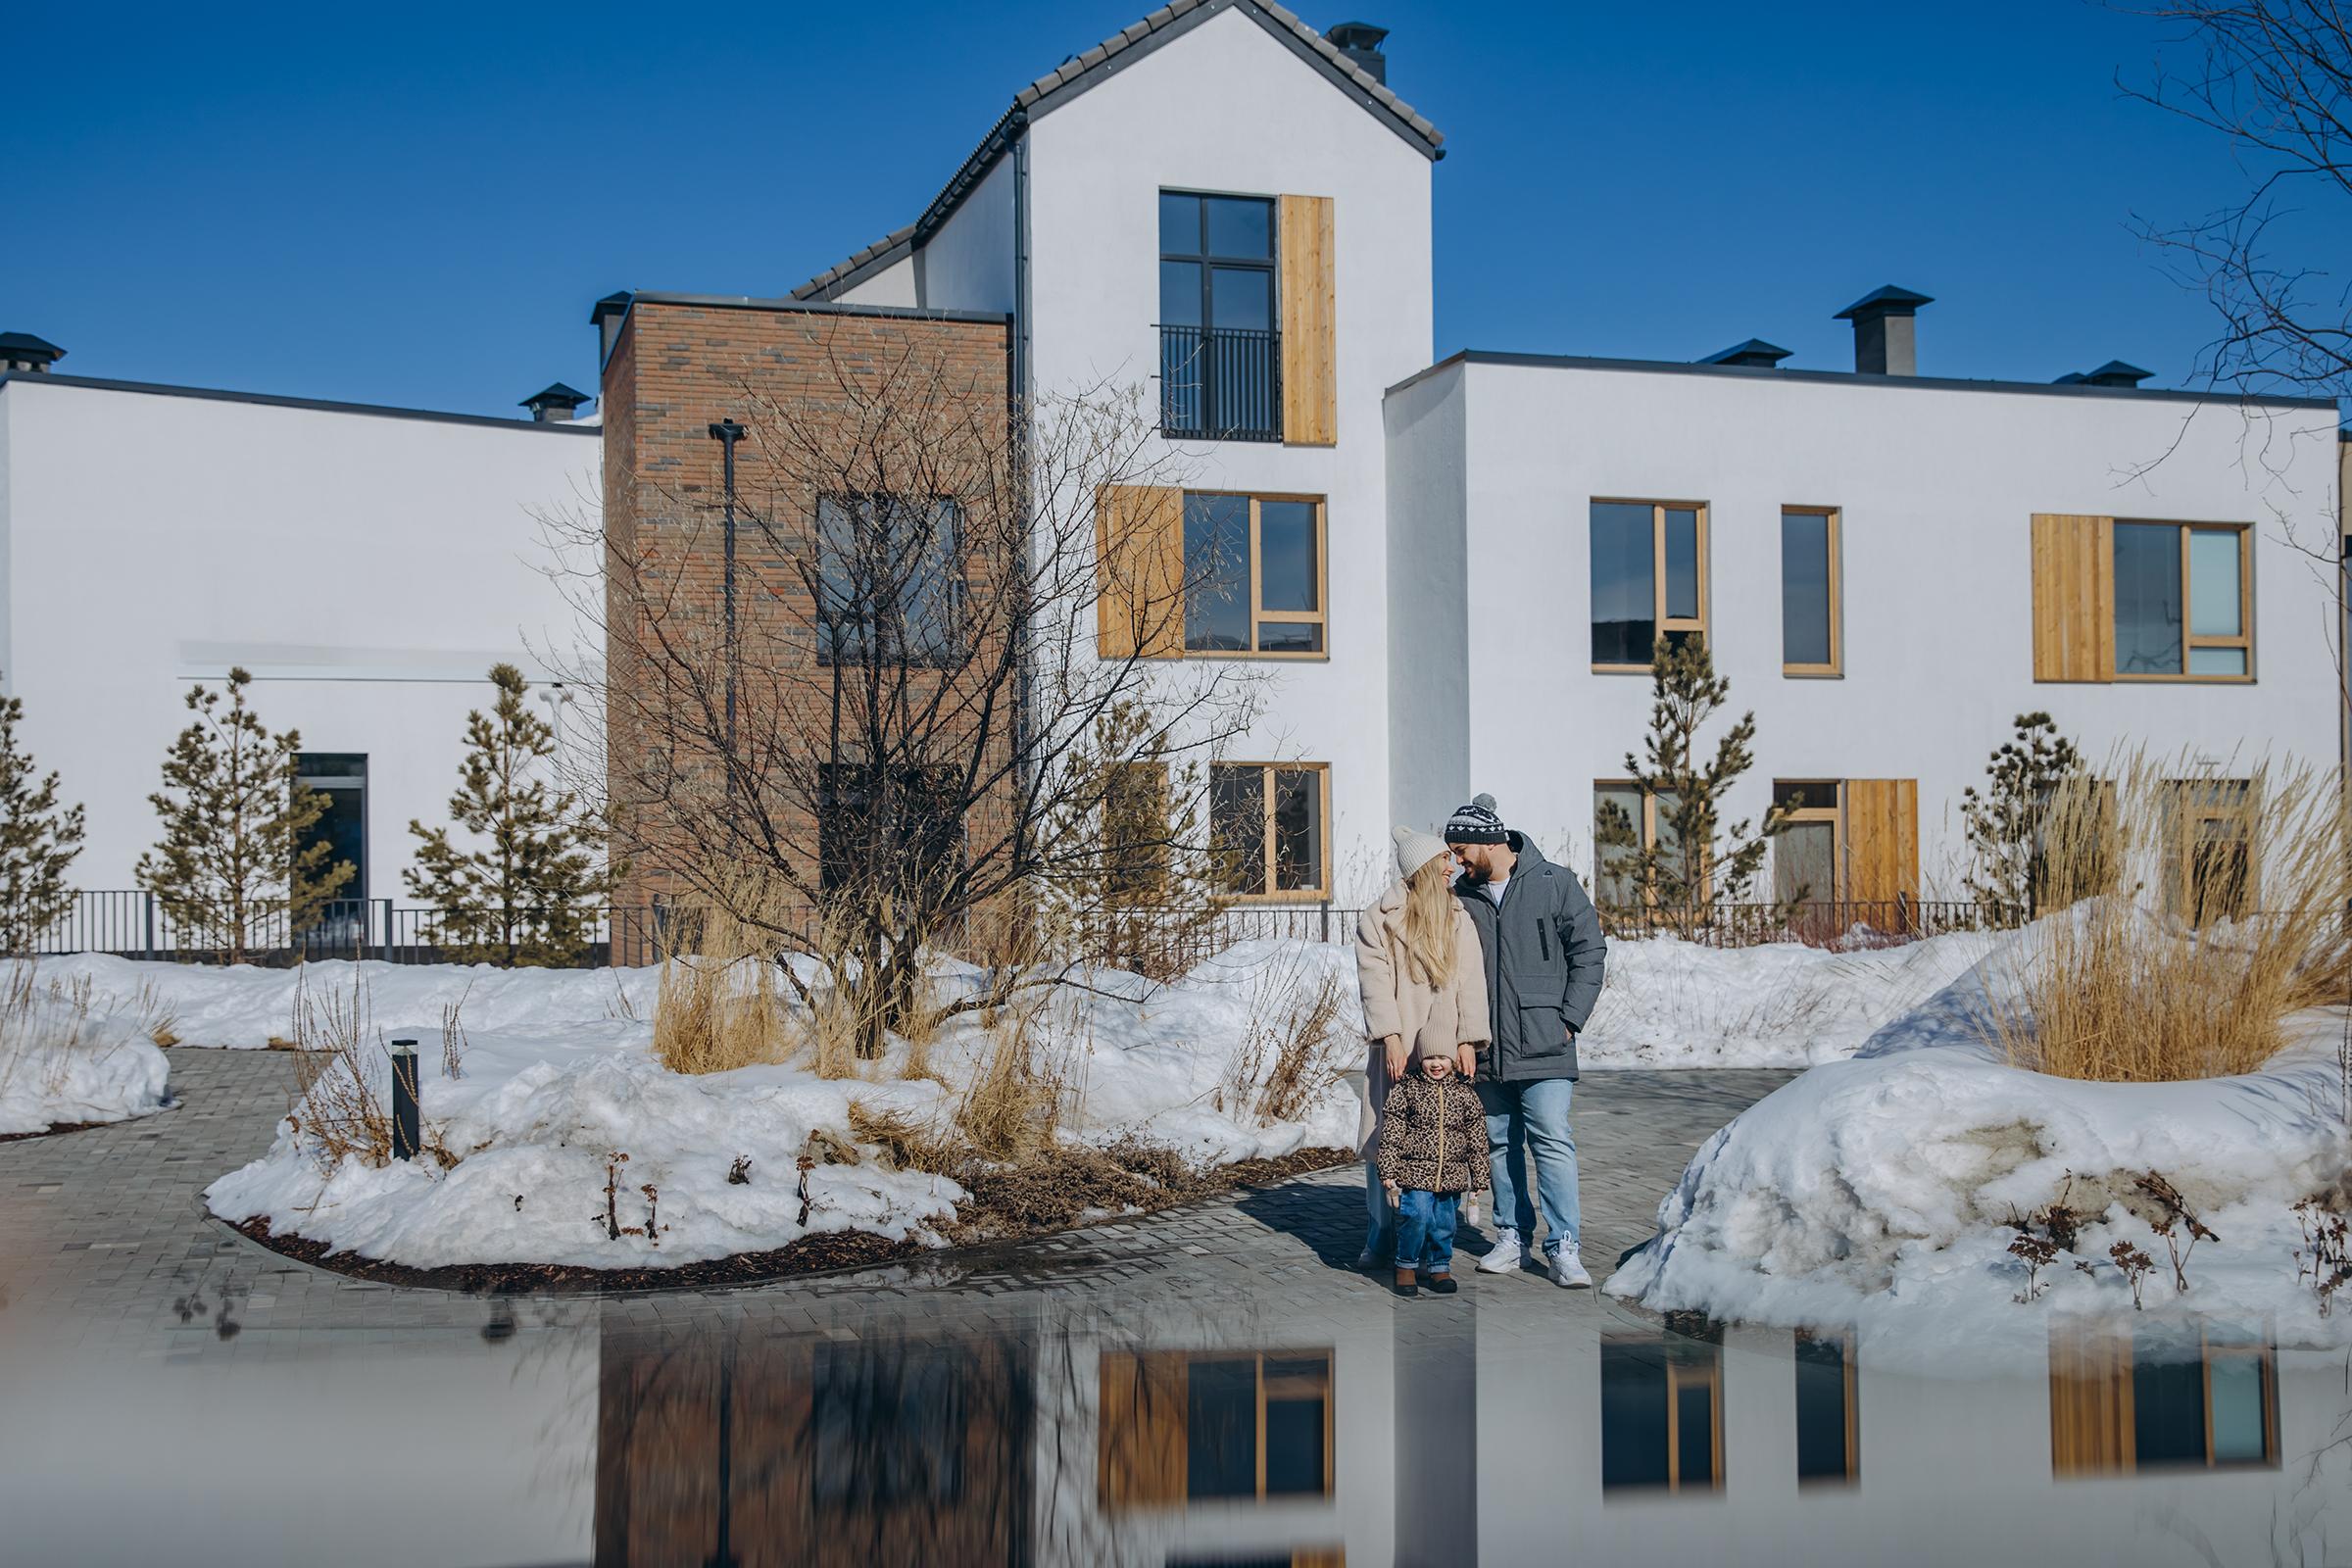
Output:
[1606, 918, 2352, 1346]
[0, 972, 172, 1137]
[198, 939, 1364, 1270]
[1577, 929, 1998, 1068]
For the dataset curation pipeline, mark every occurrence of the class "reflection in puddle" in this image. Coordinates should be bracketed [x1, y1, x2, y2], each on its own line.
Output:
[4, 1298, 2349, 1565]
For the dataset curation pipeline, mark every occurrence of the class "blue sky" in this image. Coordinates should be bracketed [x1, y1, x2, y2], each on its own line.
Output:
[3, 1, 2322, 416]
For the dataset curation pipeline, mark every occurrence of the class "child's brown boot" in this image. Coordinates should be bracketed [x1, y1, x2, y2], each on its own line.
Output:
[1392, 1267, 1419, 1298]
[1423, 1271, 1458, 1295]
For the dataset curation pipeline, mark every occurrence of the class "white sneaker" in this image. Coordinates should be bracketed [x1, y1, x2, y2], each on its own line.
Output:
[1548, 1244, 1592, 1290]
[1476, 1231, 1524, 1274]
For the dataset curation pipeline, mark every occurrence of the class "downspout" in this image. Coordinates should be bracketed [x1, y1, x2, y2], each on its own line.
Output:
[1009, 117, 1039, 866]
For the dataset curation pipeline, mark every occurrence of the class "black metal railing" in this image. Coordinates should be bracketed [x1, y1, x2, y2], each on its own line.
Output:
[1158, 324, 1282, 441]
[29, 893, 670, 968]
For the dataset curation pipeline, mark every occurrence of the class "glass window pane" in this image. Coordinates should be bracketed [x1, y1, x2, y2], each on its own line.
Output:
[1593, 784, 1642, 906]
[1794, 1337, 1850, 1481]
[1600, 1342, 1671, 1490]
[1257, 501, 1318, 612]
[1773, 780, 1831, 813]
[1158, 191, 1200, 256]
[295, 754, 367, 907]
[2114, 522, 2183, 675]
[1781, 511, 1833, 666]
[1664, 509, 1700, 620]
[1185, 1359, 1257, 1498]
[1210, 767, 1266, 895]
[1255, 621, 1323, 655]
[1654, 790, 1687, 888]
[2188, 528, 2242, 638]
[1183, 494, 1250, 652]
[1264, 1396, 1325, 1494]
[1203, 196, 1272, 259]
[2186, 645, 2246, 676]
[1272, 769, 1323, 892]
[1209, 267, 1271, 332]
[1158, 259, 1202, 327]
[1776, 819, 1835, 905]
[1591, 502, 1656, 665]
[2209, 1357, 2267, 1462]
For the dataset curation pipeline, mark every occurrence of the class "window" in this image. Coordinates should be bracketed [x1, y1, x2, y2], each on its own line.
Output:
[1794, 1332, 1859, 1484]
[2113, 521, 2252, 679]
[1781, 508, 1841, 675]
[1158, 191, 1280, 441]
[818, 764, 963, 898]
[1592, 782, 1687, 906]
[296, 753, 367, 905]
[1600, 1338, 1723, 1493]
[1210, 763, 1329, 900]
[2163, 779, 2256, 925]
[1772, 781, 1841, 905]
[815, 494, 964, 666]
[1099, 1349, 1334, 1507]
[1182, 493, 1326, 655]
[1592, 501, 1707, 668]
[2051, 1322, 2278, 1476]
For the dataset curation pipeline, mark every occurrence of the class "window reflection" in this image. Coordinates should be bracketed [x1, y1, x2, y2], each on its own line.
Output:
[2049, 1320, 2278, 1476]
[1100, 1348, 1335, 1508]
[1794, 1331, 1859, 1484]
[1601, 1336, 1723, 1494]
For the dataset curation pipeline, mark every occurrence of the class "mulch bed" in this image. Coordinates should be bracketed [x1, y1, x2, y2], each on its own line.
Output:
[0, 1120, 109, 1146]
[227, 1143, 1356, 1296]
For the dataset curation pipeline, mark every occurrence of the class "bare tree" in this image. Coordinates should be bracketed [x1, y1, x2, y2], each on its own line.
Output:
[554, 337, 1263, 1056]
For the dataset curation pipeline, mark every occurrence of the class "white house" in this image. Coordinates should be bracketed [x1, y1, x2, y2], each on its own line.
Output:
[0, 357, 601, 934]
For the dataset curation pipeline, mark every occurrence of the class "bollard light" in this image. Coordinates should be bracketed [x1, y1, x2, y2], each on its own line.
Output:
[390, 1039, 420, 1161]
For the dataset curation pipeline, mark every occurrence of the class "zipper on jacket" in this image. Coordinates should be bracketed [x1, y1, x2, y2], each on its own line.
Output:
[1434, 1079, 1446, 1186]
[1539, 922, 1550, 961]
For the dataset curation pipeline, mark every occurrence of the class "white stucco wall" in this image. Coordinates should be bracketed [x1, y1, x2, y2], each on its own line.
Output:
[1391, 359, 2343, 892]
[918, 156, 1018, 314]
[1383, 366, 1470, 833]
[0, 377, 603, 905]
[1024, 4, 1436, 900]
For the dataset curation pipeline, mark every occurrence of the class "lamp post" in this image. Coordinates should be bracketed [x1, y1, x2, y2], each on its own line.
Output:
[707, 419, 746, 754]
[535, 682, 574, 783]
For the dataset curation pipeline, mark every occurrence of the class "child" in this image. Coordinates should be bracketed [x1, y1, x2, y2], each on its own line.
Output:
[1376, 1046, 1491, 1298]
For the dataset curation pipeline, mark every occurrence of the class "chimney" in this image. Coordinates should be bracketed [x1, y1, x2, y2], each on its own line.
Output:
[589, 292, 631, 368]
[520, 382, 591, 423]
[0, 331, 65, 373]
[2055, 360, 2152, 389]
[1325, 21, 1389, 83]
[1835, 285, 1933, 375]
[1700, 338, 1793, 369]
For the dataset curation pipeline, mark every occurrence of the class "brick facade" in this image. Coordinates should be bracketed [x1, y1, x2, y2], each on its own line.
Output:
[599, 296, 1013, 946]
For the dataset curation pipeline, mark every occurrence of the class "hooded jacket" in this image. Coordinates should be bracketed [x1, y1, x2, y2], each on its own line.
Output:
[1352, 884, 1490, 1153]
[1453, 832, 1607, 1083]
[1375, 1073, 1491, 1196]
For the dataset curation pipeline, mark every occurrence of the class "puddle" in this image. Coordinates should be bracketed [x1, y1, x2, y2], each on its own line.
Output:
[2, 1296, 2347, 1565]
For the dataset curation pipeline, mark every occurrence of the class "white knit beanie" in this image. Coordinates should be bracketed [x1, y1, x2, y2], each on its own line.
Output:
[1392, 824, 1450, 881]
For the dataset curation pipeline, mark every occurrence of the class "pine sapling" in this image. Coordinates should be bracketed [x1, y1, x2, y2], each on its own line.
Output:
[1960, 711, 2107, 921]
[407, 664, 610, 967]
[0, 681, 84, 956]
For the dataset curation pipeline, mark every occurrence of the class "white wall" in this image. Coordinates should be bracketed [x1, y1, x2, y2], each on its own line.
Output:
[834, 252, 919, 308]
[1383, 366, 1470, 832]
[0, 378, 603, 905]
[1393, 359, 2343, 891]
[918, 155, 1018, 313]
[1025, 4, 1436, 901]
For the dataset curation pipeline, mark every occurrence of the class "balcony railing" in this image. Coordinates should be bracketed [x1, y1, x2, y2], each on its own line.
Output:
[1158, 324, 1282, 442]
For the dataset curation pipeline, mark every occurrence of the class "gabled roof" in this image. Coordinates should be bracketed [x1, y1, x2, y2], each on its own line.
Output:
[794, 0, 1444, 301]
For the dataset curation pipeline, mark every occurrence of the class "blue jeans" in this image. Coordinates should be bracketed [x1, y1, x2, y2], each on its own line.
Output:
[1395, 1188, 1461, 1274]
[1481, 1076, 1582, 1253]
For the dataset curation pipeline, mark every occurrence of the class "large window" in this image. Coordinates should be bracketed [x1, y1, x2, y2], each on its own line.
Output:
[817, 764, 963, 898]
[1600, 1338, 1723, 1493]
[1773, 781, 1841, 905]
[1099, 1348, 1334, 1507]
[815, 494, 964, 667]
[1592, 500, 1707, 669]
[1158, 192, 1280, 442]
[1592, 782, 1687, 906]
[1210, 763, 1329, 900]
[1183, 493, 1326, 656]
[2113, 521, 2252, 679]
[1781, 508, 1841, 675]
[296, 753, 367, 906]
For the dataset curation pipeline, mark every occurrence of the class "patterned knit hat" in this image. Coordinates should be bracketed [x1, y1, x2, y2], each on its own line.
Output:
[1444, 793, 1508, 846]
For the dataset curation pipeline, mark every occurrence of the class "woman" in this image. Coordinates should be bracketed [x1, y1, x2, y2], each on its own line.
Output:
[1352, 825, 1491, 1271]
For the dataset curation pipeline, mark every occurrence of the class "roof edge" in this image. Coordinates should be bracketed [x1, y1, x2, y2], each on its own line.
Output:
[0, 371, 605, 433]
[625, 291, 1011, 325]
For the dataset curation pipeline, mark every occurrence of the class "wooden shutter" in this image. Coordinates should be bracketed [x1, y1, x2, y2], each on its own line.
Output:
[1279, 194, 1337, 447]
[1098, 1350, 1187, 1506]
[2031, 514, 2115, 682]
[1844, 779, 1918, 906]
[2049, 1325, 2133, 1475]
[1095, 484, 1184, 660]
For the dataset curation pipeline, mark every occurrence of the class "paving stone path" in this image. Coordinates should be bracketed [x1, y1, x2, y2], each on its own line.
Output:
[0, 1049, 1793, 1348]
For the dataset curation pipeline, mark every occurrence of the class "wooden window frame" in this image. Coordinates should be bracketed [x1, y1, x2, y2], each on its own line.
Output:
[1773, 779, 1844, 904]
[1591, 498, 1711, 673]
[1794, 1329, 1861, 1487]
[2197, 1328, 2280, 1470]
[2164, 777, 2259, 924]
[2050, 1323, 2280, 1476]
[1183, 491, 1330, 661]
[1592, 780, 1704, 905]
[2113, 519, 2255, 685]
[1664, 1354, 1725, 1493]
[1213, 761, 1333, 904]
[1780, 506, 1843, 678]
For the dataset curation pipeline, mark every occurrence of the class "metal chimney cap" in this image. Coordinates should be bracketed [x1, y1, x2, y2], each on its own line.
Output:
[1700, 338, 1793, 368]
[2083, 360, 2153, 388]
[521, 382, 592, 417]
[1326, 21, 1390, 50]
[0, 331, 66, 368]
[588, 292, 631, 326]
[1834, 285, 1934, 321]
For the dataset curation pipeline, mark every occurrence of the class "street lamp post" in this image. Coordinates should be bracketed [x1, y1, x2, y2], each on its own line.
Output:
[535, 682, 574, 782]
[707, 419, 746, 754]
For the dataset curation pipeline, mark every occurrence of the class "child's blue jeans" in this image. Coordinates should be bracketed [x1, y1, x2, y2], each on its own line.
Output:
[1395, 1188, 1461, 1274]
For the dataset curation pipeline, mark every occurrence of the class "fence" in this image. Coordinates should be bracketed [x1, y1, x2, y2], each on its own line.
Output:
[31, 893, 670, 968]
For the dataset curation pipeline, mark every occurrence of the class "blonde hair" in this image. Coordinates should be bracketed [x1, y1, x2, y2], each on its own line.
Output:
[1396, 857, 1457, 988]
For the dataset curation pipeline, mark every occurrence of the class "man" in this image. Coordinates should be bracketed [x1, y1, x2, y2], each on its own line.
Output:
[1445, 792, 1607, 1288]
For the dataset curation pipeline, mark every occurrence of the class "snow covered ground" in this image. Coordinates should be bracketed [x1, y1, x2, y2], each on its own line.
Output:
[0, 967, 172, 1137]
[1607, 918, 2352, 1354]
